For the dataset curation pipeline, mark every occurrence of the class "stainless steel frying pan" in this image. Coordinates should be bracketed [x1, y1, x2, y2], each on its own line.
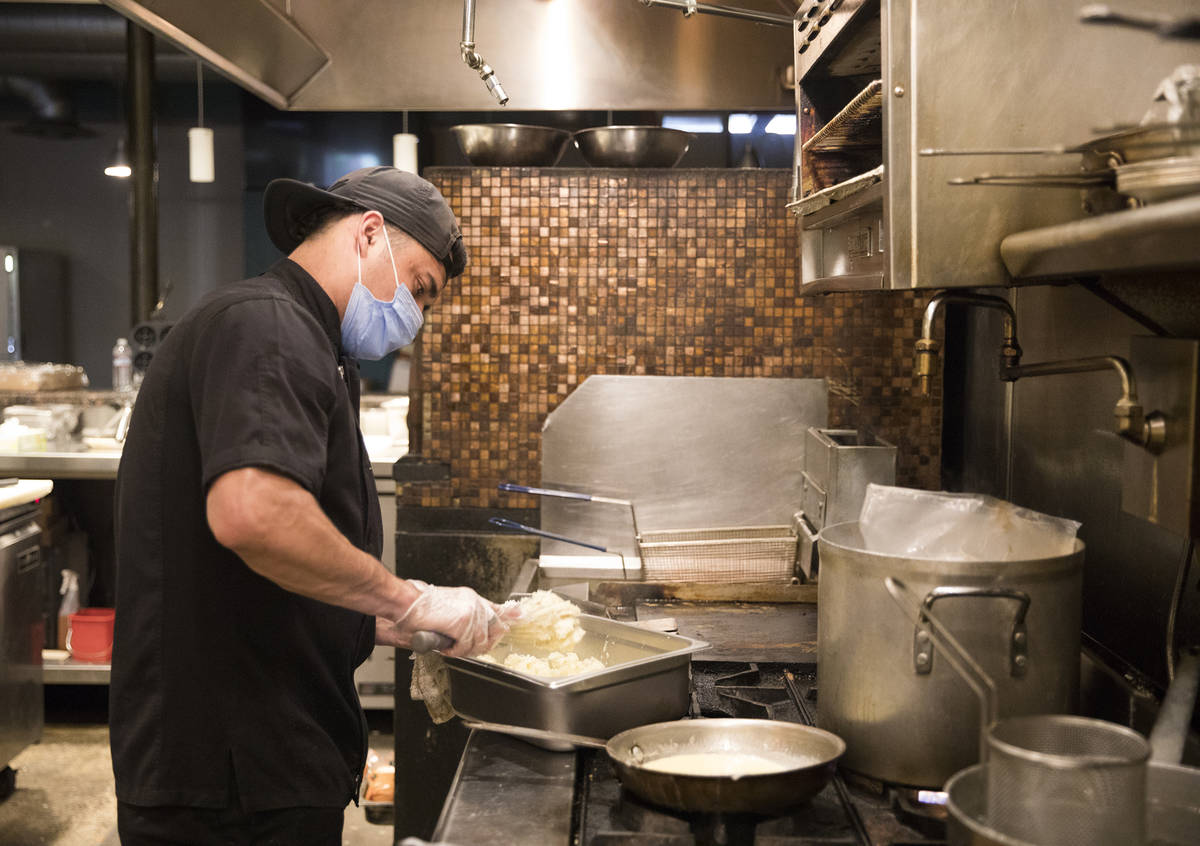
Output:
[464, 716, 845, 815]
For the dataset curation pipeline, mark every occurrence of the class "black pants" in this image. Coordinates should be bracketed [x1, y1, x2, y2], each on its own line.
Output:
[117, 801, 343, 846]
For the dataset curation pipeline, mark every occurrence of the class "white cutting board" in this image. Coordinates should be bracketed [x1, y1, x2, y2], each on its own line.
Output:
[0, 479, 53, 509]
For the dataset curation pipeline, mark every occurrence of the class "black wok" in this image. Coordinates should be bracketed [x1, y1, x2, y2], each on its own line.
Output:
[464, 716, 846, 816]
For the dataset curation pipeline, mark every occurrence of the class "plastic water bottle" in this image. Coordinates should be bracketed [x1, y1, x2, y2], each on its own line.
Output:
[112, 337, 133, 392]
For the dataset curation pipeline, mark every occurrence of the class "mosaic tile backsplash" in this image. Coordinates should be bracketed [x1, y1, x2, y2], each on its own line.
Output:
[405, 168, 940, 509]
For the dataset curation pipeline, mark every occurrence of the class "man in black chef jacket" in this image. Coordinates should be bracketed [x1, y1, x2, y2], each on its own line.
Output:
[110, 166, 511, 845]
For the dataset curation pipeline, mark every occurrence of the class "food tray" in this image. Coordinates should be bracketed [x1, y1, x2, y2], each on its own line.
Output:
[0, 362, 89, 391]
[789, 164, 885, 217]
[443, 615, 708, 747]
[638, 525, 799, 583]
[803, 79, 883, 153]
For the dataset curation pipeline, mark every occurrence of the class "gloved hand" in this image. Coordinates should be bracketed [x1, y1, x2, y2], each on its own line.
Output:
[390, 582, 520, 658]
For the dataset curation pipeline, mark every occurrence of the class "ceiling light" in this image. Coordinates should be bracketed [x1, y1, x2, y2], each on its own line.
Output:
[728, 113, 757, 135]
[662, 115, 725, 134]
[105, 138, 131, 178]
[393, 112, 418, 173]
[765, 114, 797, 135]
[189, 62, 214, 182]
[189, 128, 214, 182]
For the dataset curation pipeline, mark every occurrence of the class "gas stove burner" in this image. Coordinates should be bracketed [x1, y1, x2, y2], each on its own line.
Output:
[891, 787, 949, 839]
[710, 665, 793, 720]
[607, 781, 762, 846]
[579, 664, 946, 846]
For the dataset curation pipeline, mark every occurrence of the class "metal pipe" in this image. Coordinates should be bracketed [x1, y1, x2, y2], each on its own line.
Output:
[1149, 646, 1199, 763]
[1003, 354, 1164, 450]
[916, 291, 1020, 397]
[0, 5, 194, 80]
[127, 20, 158, 325]
[1004, 355, 1134, 398]
[914, 291, 1165, 452]
[459, 0, 508, 105]
[462, 0, 476, 45]
[0, 75, 72, 124]
[638, 0, 795, 27]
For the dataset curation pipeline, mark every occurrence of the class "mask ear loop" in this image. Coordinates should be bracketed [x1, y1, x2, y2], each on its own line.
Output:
[355, 217, 367, 288]
[380, 221, 403, 301]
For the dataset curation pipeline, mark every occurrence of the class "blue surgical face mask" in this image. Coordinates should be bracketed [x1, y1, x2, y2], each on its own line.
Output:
[340, 220, 424, 360]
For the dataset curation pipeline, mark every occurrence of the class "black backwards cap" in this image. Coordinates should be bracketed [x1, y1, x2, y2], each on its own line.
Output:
[263, 166, 467, 279]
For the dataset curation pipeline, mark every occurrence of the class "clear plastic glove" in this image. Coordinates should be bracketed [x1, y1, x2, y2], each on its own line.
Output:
[391, 583, 521, 658]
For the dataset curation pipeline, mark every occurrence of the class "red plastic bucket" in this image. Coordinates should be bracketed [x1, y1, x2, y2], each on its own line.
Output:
[67, 608, 115, 663]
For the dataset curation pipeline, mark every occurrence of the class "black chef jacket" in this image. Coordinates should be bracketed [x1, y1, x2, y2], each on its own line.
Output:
[110, 258, 382, 812]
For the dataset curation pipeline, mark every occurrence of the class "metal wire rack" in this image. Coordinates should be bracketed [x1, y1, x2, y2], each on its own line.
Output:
[637, 525, 799, 583]
[497, 482, 800, 583]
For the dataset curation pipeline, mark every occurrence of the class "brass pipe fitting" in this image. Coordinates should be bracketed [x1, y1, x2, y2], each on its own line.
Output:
[915, 337, 940, 397]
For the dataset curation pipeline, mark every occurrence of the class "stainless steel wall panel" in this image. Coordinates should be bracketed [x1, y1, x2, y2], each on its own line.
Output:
[802, 0, 1200, 290]
[957, 283, 1200, 687]
[905, 0, 1200, 290]
[1121, 337, 1200, 538]
[539, 375, 828, 563]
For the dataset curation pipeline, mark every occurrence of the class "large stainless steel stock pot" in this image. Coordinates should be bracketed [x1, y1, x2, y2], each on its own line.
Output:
[816, 521, 1084, 787]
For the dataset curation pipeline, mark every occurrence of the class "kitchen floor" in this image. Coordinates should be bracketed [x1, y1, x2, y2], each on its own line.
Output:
[0, 687, 396, 846]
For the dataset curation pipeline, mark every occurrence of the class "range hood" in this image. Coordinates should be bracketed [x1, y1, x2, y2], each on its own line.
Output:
[100, 0, 795, 111]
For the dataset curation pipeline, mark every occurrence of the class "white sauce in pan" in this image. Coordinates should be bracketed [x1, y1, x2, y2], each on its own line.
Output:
[640, 752, 796, 777]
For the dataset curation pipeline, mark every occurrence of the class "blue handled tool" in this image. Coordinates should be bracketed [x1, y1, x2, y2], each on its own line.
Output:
[488, 516, 627, 578]
[488, 516, 610, 552]
[497, 482, 632, 507]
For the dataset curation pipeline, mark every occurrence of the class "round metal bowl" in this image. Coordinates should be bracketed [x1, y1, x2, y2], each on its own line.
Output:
[451, 123, 571, 167]
[572, 126, 694, 168]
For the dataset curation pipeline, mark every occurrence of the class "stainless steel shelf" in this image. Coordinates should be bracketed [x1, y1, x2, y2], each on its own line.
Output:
[1001, 193, 1200, 280]
[44, 659, 111, 685]
[0, 450, 121, 480]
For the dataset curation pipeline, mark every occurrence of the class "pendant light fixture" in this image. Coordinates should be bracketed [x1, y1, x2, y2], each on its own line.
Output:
[105, 78, 131, 178]
[105, 137, 132, 178]
[392, 111, 418, 174]
[188, 61, 214, 183]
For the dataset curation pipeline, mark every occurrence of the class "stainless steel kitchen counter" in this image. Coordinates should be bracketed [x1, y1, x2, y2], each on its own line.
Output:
[42, 659, 111, 685]
[0, 449, 405, 482]
[0, 449, 123, 480]
[432, 730, 576, 846]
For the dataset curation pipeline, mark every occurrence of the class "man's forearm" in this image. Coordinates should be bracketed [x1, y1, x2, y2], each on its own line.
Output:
[207, 467, 419, 620]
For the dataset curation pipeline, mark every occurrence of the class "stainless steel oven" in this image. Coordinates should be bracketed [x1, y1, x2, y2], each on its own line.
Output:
[790, 0, 1200, 292]
[0, 502, 44, 774]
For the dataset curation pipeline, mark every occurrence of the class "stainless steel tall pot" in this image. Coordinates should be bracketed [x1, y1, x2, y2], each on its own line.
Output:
[816, 521, 1084, 787]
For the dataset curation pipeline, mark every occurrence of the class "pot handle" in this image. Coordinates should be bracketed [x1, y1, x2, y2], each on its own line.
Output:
[912, 586, 1032, 678]
[885, 577, 997, 764]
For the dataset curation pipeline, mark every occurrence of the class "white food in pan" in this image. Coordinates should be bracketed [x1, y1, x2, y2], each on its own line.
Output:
[476, 650, 605, 678]
[477, 590, 603, 678]
[503, 590, 587, 651]
[641, 752, 795, 777]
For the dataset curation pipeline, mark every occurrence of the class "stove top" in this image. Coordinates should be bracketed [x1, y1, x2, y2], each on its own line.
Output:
[575, 662, 948, 846]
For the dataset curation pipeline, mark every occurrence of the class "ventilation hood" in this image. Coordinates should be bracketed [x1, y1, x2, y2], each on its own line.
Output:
[98, 0, 795, 111]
